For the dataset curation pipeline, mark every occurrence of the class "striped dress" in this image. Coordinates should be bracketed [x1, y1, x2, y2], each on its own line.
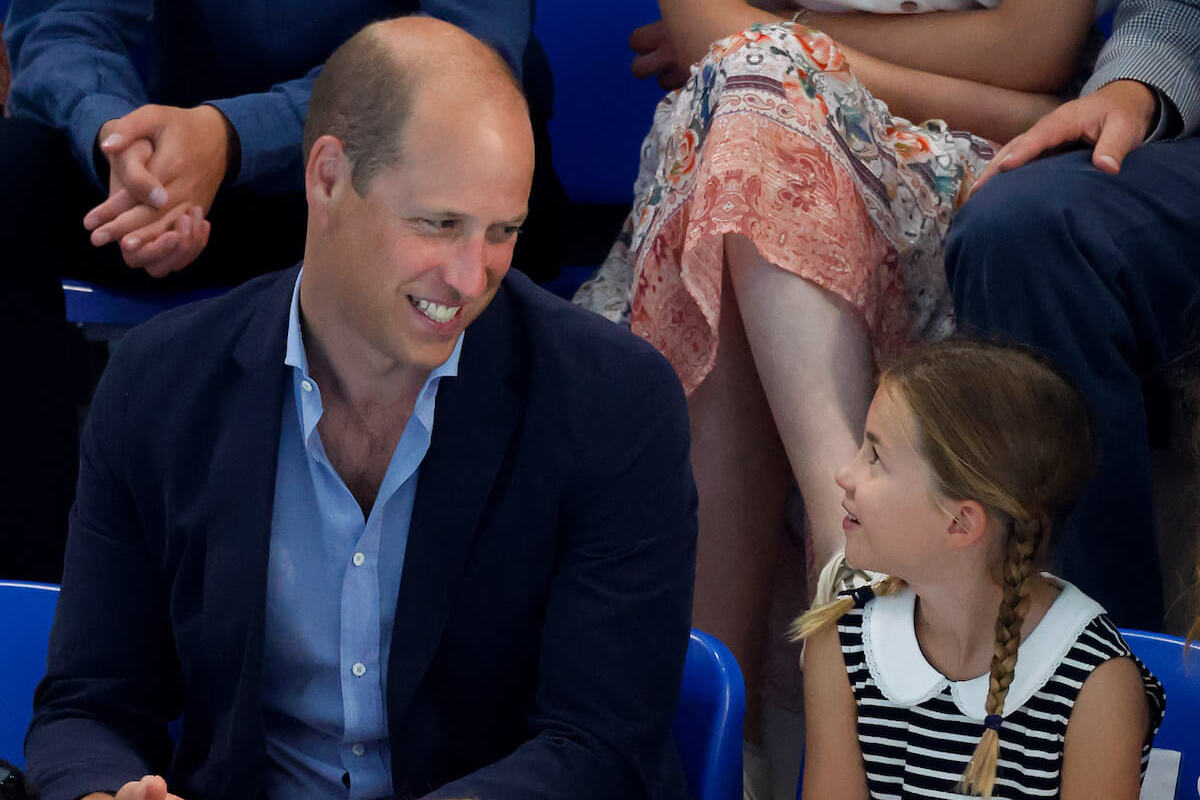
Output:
[838, 578, 1165, 799]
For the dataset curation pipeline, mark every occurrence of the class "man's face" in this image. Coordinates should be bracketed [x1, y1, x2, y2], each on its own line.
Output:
[317, 92, 534, 374]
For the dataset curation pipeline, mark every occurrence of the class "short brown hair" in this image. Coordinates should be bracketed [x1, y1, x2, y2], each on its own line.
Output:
[303, 18, 524, 196]
[304, 25, 413, 196]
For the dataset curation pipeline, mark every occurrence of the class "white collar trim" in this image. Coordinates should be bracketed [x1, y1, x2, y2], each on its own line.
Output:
[861, 575, 1104, 719]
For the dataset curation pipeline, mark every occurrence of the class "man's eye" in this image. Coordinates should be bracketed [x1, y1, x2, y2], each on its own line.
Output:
[420, 219, 457, 232]
[486, 225, 523, 243]
[867, 446, 880, 465]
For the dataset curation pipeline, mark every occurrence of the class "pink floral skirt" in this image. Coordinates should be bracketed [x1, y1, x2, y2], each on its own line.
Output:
[575, 22, 994, 394]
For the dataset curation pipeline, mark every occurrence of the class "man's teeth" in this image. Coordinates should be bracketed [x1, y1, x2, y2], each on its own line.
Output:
[412, 297, 460, 323]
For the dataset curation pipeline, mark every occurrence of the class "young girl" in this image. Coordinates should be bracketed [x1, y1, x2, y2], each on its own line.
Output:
[794, 340, 1165, 799]
[574, 1, 1112, 786]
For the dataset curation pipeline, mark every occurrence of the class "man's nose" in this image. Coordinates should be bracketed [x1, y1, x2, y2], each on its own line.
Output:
[444, 235, 490, 299]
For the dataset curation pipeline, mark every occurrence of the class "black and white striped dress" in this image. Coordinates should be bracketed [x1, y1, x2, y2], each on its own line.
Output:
[838, 577, 1165, 799]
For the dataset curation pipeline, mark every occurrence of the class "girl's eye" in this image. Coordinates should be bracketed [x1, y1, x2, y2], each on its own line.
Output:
[867, 446, 881, 465]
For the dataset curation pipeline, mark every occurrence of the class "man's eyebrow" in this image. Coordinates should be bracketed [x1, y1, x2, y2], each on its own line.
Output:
[865, 431, 882, 447]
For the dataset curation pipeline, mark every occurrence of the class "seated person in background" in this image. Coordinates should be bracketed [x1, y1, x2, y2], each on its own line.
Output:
[797, 340, 1165, 800]
[24, 18, 697, 800]
[574, 0, 1107, 793]
[0, 0, 553, 585]
[947, 0, 1200, 633]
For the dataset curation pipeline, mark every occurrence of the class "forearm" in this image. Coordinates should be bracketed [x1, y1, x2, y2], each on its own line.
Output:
[4, 0, 151, 185]
[803, 3, 1093, 93]
[655, 0, 1091, 94]
[841, 42, 1059, 143]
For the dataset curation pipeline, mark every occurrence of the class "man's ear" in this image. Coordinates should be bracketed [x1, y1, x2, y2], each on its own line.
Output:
[946, 499, 988, 550]
[305, 135, 351, 212]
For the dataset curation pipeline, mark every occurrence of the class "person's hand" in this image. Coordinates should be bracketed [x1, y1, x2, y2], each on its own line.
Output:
[631, 19, 690, 90]
[81, 774, 187, 800]
[972, 79, 1158, 195]
[85, 104, 232, 276]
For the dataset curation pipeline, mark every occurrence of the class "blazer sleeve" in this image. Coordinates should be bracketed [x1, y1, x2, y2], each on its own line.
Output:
[426, 348, 698, 800]
[24, 338, 181, 800]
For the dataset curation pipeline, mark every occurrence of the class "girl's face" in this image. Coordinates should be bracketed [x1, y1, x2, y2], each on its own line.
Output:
[835, 385, 957, 578]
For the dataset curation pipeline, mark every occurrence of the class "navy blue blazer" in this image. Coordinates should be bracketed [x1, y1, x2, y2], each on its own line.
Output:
[26, 267, 697, 800]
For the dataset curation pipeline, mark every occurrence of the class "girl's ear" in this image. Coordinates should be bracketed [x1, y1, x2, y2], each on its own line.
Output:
[946, 499, 988, 549]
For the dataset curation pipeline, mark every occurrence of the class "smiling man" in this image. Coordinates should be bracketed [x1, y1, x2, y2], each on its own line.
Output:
[23, 18, 697, 800]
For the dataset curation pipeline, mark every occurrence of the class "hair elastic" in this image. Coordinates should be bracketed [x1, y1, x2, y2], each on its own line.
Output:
[983, 714, 1004, 732]
[838, 585, 876, 609]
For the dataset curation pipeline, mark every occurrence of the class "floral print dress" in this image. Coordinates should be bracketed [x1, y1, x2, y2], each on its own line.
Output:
[574, 22, 994, 394]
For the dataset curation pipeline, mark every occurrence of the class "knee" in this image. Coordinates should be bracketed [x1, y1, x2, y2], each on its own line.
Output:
[947, 152, 1098, 312]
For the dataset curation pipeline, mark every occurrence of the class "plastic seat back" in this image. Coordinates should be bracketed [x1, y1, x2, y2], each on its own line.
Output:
[0, 581, 60, 769]
[1120, 629, 1200, 800]
[533, 0, 667, 205]
[673, 629, 746, 800]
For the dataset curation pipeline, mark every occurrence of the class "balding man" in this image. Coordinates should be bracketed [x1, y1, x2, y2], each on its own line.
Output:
[23, 19, 697, 800]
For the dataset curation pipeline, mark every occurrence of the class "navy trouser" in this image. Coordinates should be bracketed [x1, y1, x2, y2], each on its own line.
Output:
[947, 139, 1200, 631]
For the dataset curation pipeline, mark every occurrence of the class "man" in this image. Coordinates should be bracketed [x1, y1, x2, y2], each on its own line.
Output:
[0, 0, 559, 585]
[947, 0, 1200, 630]
[25, 18, 697, 800]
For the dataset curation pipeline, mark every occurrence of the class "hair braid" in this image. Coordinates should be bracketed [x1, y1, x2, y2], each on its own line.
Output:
[788, 575, 907, 642]
[959, 516, 1041, 797]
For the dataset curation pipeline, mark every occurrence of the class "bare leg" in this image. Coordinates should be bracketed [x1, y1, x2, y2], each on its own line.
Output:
[724, 233, 875, 587]
[689, 269, 793, 746]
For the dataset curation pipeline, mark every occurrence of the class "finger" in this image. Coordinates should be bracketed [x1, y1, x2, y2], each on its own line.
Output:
[139, 208, 208, 277]
[92, 203, 170, 249]
[85, 188, 137, 238]
[125, 230, 181, 273]
[110, 140, 168, 209]
[99, 106, 164, 154]
[629, 20, 666, 54]
[660, 66, 690, 91]
[119, 201, 192, 252]
[1091, 112, 1143, 174]
[632, 48, 677, 80]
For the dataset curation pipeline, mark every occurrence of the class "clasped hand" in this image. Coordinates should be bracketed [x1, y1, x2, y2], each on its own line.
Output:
[84, 104, 231, 278]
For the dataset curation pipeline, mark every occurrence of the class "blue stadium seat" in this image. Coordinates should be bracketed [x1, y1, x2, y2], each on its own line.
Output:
[62, 279, 227, 329]
[0, 581, 59, 769]
[533, 0, 666, 207]
[1120, 629, 1200, 800]
[675, 629, 746, 800]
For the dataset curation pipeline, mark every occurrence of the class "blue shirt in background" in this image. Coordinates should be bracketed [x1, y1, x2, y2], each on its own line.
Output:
[3, 0, 534, 193]
[261, 271, 462, 799]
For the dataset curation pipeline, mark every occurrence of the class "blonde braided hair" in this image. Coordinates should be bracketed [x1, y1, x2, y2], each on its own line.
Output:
[788, 574, 907, 642]
[959, 514, 1042, 797]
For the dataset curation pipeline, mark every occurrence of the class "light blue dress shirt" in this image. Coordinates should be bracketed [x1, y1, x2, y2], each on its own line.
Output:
[261, 272, 462, 799]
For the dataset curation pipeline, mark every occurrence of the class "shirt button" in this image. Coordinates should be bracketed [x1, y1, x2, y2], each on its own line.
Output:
[300, 379, 313, 392]
[352, 552, 366, 567]
[351, 743, 365, 757]
[352, 662, 367, 677]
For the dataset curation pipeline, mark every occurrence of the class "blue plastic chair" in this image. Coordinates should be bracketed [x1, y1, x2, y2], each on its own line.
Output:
[0, 581, 60, 769]
[62, 279, 227, 329]
[1120, 629, 1200, 800]
[674, 629, 746, 800]
[533, 0, 667, 207]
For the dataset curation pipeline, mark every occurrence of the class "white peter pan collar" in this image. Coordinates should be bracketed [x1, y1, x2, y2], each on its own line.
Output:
[861, 575, 1104, 719]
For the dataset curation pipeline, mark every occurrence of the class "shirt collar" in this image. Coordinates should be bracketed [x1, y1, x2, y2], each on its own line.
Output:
[284, 269, 464, 432]
[861, 575, 1105, 719]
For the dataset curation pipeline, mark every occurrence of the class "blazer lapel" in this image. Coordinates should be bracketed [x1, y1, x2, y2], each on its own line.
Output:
[386, 283, 524, 724]
[197, 269, 294, 794]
